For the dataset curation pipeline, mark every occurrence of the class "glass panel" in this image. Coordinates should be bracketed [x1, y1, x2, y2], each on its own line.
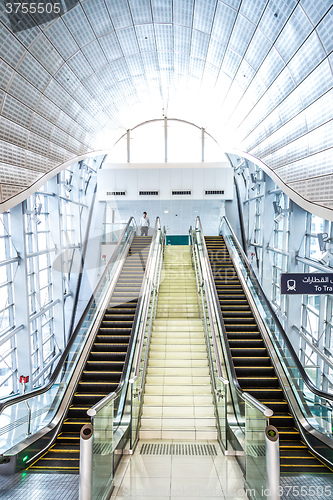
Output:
[0, 220, 136, 454]
[219, 218, 333, 443]
[245, 402, 267, 499]
[92, 400, 114, 500]
[216, 380, 227, 447]
[102, 223, 127, 244]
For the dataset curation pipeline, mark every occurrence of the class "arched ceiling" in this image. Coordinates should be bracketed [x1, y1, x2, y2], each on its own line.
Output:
[0, 0, 333, 215]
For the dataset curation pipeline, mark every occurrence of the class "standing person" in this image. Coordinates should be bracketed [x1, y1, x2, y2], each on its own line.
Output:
[139, 211, 150, 236]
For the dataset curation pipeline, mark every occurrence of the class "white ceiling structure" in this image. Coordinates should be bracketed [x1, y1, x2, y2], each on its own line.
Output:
[0, 0, 333, 216]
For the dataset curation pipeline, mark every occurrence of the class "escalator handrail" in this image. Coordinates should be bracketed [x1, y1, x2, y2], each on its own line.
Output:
[129, 228, 164, 387]
[87, 217, 162, 417]
[220, 215, 333, 403]
[0, 217, 137, 414]
[189, 229, 229, 391]
[195, 217, 273, 417]
[189, 228, 203, 291]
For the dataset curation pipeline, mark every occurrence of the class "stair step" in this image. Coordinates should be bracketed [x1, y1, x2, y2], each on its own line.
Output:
[140, 416, 216, 427]
[147, 367, 210, 376]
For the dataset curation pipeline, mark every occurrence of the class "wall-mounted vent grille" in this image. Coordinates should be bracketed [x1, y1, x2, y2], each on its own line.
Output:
[205, 190, 224, 195]
[172, 190, 192, 195]
[139, 191, 159, 196]
[106, 191, 126, 196]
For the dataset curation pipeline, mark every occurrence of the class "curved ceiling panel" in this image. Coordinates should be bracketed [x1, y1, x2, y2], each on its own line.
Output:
[0, 0, 332, 213]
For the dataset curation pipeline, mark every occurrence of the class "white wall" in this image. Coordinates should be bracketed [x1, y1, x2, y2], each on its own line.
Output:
[97, 163, 234, 203]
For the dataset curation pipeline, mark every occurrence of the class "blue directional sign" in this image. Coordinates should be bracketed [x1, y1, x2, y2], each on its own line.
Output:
[281, 273, 333, 295]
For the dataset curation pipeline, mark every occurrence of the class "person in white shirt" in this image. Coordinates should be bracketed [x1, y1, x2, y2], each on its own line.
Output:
[139, 211, 150, 236]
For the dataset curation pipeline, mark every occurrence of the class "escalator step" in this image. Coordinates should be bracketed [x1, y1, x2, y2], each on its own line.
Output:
[281, 463, 331, 473]
[228, 339, 263, 347]
[243, 388, 283, 400]
[78, 381, 118, 390]
[278, 428, 301, 441]
[226, 331, 261, 338]
[235, 366, 275, 377]
[95, 336, 131, 343]
[260, 400, 289, 412]
[98, 327, 132, 333]
[81, 370, 122, 382]
[232, 356, 271, 366]
[230, 346, 266, 351]
[226, 325, 260, 332]
[269, 414, 295, 428]
[280, 442, 307, 449]
[50, 444, 80, 452]
[107, 302, 137, 309]
[91, 343, 128, 352]
[72, 393, 108, 405]
[280, 449, 316, 458]
[30, 458, 79, 469]
[237, 376, 280, 388]
[86, 360, 125, 369]
[47, 450, 80, 460]
[101, 321, 133, 327]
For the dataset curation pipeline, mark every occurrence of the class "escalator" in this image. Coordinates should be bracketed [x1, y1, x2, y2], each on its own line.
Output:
[27, 236, 152, 473]
[205, 235, 333, 475]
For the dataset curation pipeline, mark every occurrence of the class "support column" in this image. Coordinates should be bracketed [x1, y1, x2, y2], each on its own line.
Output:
[201, 127, 205, 162]
[48, 176, 66, 352]
[261, 177, 276, 300]
[127, 129, 130, 163]
[285, 203, 307, 352]
[164, 116, 167, 163]
[10, 203, 32, 392]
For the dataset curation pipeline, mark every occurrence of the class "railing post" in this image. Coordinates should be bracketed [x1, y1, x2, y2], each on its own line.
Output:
[265, 425, 280, 500]
[79, 423, 94, 500]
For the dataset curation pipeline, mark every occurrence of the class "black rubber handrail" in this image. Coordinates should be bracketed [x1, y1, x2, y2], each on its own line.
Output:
[0, 217, 137, 414]
[195, 217, 272, 416]
[88, 217, 161, 416]
[220, 215, 333, 403]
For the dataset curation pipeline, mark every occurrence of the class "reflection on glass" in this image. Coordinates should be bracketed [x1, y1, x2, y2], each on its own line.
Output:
[0, 221, 137, 454]
[220, 218, 333, 440]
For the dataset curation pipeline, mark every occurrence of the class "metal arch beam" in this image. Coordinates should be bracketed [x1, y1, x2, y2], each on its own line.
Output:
[226, 148, 333, 222]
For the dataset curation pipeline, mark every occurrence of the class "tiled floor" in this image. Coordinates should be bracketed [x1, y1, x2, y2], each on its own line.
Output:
[0, 471, 79, 499]
[111, 440, 247, 500]
[1, 442, 333, 499]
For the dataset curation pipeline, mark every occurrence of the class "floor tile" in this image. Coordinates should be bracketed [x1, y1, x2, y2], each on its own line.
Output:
[116, 476, 171, 497]
[170, 477, 224, 497]
[123, 460, 172, 478]
[171, 461, 218, 478]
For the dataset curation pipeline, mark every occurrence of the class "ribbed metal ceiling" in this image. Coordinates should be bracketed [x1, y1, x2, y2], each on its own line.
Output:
[0, 0, 332, 213]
